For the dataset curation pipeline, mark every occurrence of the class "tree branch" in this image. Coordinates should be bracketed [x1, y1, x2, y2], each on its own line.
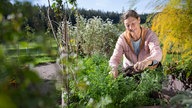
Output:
[47, 0, 59, 46]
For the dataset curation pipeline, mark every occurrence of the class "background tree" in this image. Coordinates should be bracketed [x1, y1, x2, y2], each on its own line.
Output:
[151, 0, 192, 61]
[151, 0, 192, 99]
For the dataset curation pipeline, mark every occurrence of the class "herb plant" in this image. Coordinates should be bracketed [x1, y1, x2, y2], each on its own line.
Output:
[68, 54, 164, 107]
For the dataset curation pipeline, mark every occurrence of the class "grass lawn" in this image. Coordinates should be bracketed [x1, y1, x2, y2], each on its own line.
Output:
[5, 41, 57, 65]
[163, 53, 181, 64]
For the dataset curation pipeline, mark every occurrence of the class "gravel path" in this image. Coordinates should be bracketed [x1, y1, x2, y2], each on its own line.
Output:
[32, 63, 61, 80]
[31, 63, 62, 95]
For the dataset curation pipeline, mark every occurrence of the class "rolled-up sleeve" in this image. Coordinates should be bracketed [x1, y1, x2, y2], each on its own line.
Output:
[109, 36, 124, 70]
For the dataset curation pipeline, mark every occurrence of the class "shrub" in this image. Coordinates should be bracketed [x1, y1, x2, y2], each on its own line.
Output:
[57, 15, 120, 57]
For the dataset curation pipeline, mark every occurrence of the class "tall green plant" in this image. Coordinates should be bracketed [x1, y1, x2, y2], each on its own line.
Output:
[47, 0, 78, 107]
[69, 15, 119, 57]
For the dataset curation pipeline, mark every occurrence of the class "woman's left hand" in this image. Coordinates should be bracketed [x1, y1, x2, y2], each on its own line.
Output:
[134, 60, 152, 71]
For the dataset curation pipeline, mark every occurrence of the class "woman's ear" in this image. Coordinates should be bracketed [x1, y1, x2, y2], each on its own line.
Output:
[138, 17, 141, 23]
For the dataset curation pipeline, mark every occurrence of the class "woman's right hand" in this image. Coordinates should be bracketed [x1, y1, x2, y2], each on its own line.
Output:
[111, 70, 118, 78]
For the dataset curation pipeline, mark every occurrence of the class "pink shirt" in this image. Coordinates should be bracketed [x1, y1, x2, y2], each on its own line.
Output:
[109, 27, 162, 70]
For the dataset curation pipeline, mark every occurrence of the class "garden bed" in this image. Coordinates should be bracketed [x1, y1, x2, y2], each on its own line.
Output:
[32, 59, 187, 107]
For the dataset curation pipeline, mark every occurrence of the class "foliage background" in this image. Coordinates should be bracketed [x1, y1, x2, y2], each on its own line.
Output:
[151, 0, 192, 61]
[1, 0, 192, 107]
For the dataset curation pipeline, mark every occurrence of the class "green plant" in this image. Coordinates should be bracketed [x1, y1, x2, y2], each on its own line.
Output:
[68, 54, 164, 107]
[0, 3, 59, 107]
[164, 59, 192, 90]
[0, 46, 59, 108]
[170, 91, 192, 108]
[67, 15, 120, 57]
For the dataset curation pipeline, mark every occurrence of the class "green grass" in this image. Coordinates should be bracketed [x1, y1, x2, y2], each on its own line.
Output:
[34, 56, 56, 65]
[6, 40, 57, 50]
[4, 41, 58, 65]
[163, 53, 182, 64]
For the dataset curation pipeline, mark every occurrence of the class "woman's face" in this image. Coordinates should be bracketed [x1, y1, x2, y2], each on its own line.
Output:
[124, 16, 141, 37]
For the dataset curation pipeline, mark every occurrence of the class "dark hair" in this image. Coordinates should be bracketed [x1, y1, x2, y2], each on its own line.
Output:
[121, 10, 139, 22]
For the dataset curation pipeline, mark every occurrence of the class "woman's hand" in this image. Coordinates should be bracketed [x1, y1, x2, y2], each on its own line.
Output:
[134, 60, 152, 71]
[109, 69, 118, 78]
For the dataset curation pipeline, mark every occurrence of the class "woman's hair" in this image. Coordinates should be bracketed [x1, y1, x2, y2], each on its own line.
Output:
[121, 10, 139, 22]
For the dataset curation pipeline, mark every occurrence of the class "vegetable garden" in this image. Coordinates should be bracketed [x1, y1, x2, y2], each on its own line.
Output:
[0, 0, 192, 108]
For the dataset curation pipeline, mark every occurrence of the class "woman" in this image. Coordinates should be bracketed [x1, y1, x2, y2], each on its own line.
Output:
[109, 10, 162, 78]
